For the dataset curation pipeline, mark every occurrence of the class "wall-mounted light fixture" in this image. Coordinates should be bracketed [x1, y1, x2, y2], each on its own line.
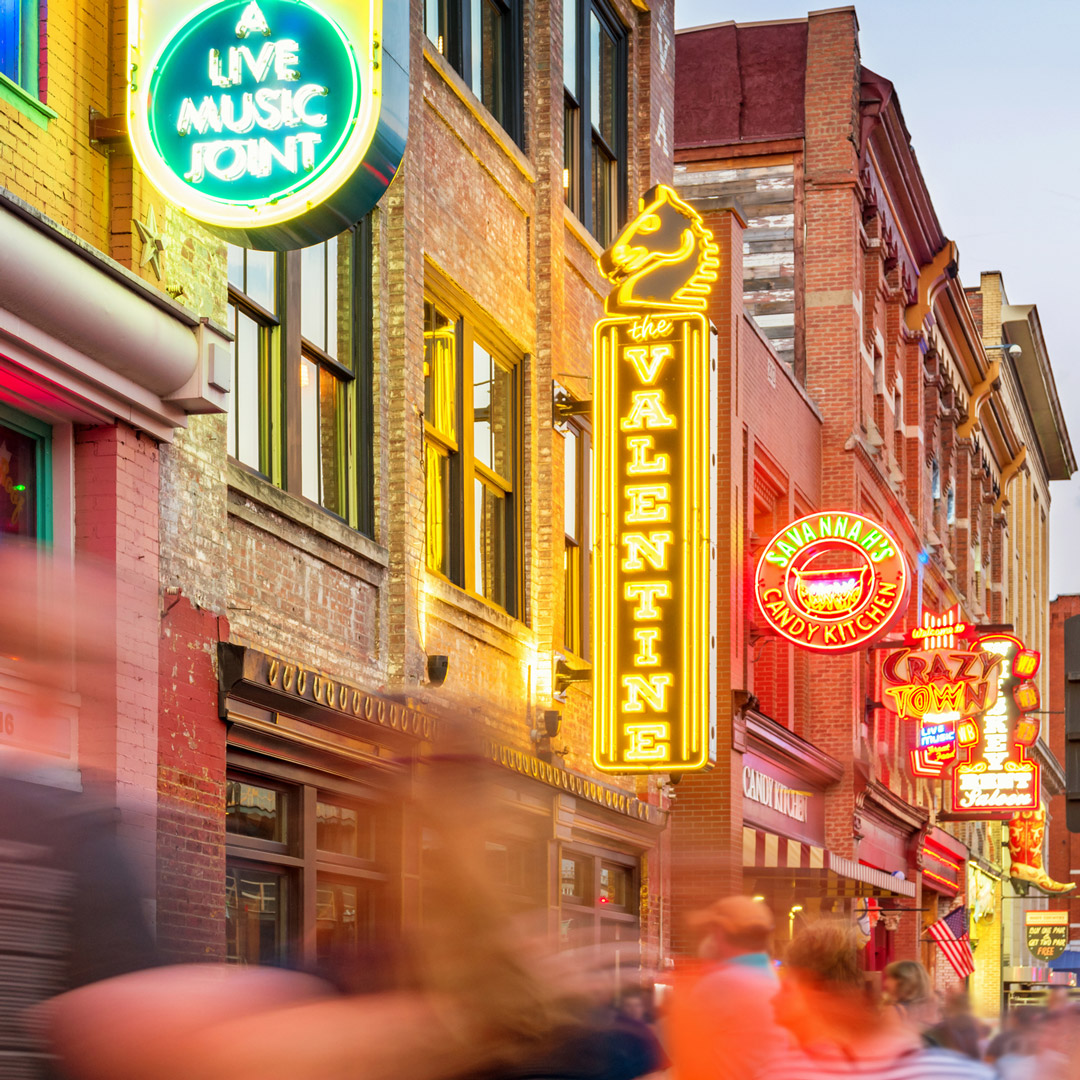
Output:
[426, 654, 449, 687]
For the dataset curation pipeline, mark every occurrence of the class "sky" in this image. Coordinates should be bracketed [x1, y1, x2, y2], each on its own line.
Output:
[673, 0, 1080, 597]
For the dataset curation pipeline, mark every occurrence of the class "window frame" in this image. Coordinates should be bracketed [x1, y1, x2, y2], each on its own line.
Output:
[422, 283, 523, 619]
[563, 0, 627, 244]
[227, 253, 280, 479]
[226, 218, 374, 538]
[562, 417, 592, 660]
[224, 762, 391, 969]
[424, 0, 524, 147]
[0, 0, 39, 97]
[0, 401, 53, 543]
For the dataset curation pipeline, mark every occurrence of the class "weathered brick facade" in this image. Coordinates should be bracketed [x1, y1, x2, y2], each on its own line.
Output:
[1, 0, 684, 976]
[671, 7, 1074, 1003]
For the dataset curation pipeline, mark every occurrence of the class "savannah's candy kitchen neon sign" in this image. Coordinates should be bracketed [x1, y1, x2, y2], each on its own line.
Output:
[593, 185, 718, 773]
[881, 607, 1003, 778]
[950, 633, 1042, 816]
[754, 511, 909, 653]
[128, 0, 407, 249]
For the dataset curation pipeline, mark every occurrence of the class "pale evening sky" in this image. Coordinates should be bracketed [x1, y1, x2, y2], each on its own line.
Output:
[673, 0, 1080, 597]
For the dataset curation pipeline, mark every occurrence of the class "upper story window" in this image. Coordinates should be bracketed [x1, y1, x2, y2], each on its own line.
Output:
[0, 0, 41, 98]
[424, 0, 524, 147]
[423, 295, 521, 618]
[226, 219, 374, 536]
[931, 457, 941, 501]
[562, 420, 591, 659]
[563, 0, 626, 246]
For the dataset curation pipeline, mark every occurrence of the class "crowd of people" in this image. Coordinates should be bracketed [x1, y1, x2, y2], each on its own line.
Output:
[4, 544, 1080, 1078]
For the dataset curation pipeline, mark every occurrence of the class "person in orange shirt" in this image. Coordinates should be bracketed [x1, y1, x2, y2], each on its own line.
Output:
[670, 897, 790, 1080]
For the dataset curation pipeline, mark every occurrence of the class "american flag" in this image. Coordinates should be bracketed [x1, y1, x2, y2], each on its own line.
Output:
[927, 905, 975, 979]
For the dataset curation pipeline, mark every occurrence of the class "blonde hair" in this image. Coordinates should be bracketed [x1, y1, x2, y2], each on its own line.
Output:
[785, 921, 864, 991]
[884, 960, 933, 1005]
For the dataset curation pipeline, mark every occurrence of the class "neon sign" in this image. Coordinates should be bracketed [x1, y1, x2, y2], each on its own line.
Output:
[882, 608, 1003, 778]
[753, 511, 909, 653]
[128, 0, 408, 249]
[950, 634, 1041, 816]
[593, 185, 718, 773]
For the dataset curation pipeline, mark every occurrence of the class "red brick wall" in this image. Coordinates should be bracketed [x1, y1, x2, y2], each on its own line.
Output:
[73, 422, 161, 894]
[1048, 596, 1080, 935]
[157, 594, 229, 962]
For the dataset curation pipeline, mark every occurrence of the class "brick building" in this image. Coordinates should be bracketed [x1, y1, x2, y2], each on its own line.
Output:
[670, 6, 1073, 1007]
[1045, 599, 1080, 981]
[0, 0, 694, 985]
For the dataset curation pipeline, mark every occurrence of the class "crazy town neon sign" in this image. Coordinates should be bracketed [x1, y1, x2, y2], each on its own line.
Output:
[593, 185, 718, 773]
[754, 511, 909, 653]
[882, 608, 1003, 778]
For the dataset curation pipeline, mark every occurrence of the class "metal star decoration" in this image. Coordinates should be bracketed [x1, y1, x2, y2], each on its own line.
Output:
[134, 204, 166, 280]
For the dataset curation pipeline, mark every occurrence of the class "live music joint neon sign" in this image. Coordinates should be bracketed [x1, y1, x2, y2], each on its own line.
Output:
[593, 185, 718, 773]
[128, 0, 408, 249]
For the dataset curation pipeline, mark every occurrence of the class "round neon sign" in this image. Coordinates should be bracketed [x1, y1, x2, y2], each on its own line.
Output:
[754, 511, 909, 653]
[129, 0, 408, 249]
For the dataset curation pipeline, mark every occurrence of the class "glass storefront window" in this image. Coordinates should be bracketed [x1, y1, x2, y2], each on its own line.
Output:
[225, 864, 286, 965]
[0, 407, 51, 542]
[317, 800, 374, 860]
[225, 770, 387, 970]
[226, 780, 286, 843]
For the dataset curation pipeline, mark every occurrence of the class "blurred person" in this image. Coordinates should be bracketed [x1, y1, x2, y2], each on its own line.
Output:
[45, 753, 665, 1080]
[0, 543, 160, 1077]
[883, 960, 939, 1034]
[1044, 986, 1074, 1018]
[669, 895, 788, 1080]
[923, 991, 981, 1059]
[759, 920, 993, 1079]
[985, 1007, 1040, 1079]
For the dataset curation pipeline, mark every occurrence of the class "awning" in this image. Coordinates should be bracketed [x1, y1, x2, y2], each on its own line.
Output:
[743, 827, 916, 899]
[1049, 946, 1080, 973]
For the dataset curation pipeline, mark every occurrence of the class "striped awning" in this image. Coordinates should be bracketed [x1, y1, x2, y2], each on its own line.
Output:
[743, 827, 917, 899]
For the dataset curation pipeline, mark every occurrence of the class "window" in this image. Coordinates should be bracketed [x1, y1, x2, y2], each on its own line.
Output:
[947, 487, 956, 526]
[930, 458, 941, 501]
[226, 218, 374, 536]
[423, 294, 521, 617]
[0, 0, 40, 97]
[563, 0, 626, 246]
[0, 404, 51, 542]
[225, 772, 386, 968]
[227, 247, 277, 474]
[563, 420, 591, 658]
[559, 846, 639, 974]
[424, 300, 459, 580]
[424, 0, 523, 146]
[300, 236, 354, 517]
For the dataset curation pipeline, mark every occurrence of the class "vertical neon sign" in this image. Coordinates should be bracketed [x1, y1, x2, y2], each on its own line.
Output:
[593, 185, 717, 773]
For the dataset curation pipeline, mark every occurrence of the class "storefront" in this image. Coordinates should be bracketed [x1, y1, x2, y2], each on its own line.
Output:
[219, 645, 666, 975]
[0, 187, 228, 823]
[740, 711, 916, 953]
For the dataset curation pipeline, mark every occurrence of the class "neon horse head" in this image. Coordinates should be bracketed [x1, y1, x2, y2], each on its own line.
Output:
[599, 184, 720, 315]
